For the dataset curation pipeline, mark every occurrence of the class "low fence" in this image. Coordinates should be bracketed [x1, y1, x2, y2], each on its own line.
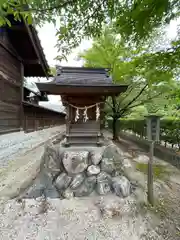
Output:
[107, 118, 180, 150]
[107, 118, 180, 169]
[23, 101, 65, 133]
[119, 132, 180, 170]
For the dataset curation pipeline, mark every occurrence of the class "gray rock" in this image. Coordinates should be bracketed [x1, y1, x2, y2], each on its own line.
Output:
[112, 176, 131, 197]
[87, 165, 100, 176]
[70, 173, 85, 190]
[74, 176, 96, 197]
[102, 145, 120, 159]
[112, 171, 121, 177]
[97, 171, 112, 183]
[42, 144, 63, 179]
[121, 158, 132, 170]
[54, 173, 72, 191]
[100, 157, 116, 174]
[102, 145, 122, 167]
[96, 180, 111, 195]
[91, 150, 103, 165]
[62, 151, 89, 175]
[62, 188, 74, 199]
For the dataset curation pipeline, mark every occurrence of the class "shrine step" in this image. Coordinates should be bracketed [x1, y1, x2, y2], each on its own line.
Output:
[67, 140, 100, 147]
[70, 129, 99, 136]
[67, 136, 99, 146]
[68, 136, 98, 141]
[70, 122, 99, 131]
[67, 133, 98, 137]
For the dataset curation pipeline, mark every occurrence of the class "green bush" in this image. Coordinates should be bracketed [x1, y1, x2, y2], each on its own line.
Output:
[107, 117, 180, 149]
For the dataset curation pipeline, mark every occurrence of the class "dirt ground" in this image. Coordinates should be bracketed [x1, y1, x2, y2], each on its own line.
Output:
[0, 132, 179, 239]
[117, 136, 180, 240]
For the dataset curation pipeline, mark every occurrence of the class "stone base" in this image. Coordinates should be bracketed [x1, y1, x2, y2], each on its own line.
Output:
[63, 142, 70, 148]
[25, 143, 134, 199]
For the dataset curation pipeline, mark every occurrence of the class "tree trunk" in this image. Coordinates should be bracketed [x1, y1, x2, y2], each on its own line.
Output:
[111, 96, 119, 141]
[112, 117, 118, 140]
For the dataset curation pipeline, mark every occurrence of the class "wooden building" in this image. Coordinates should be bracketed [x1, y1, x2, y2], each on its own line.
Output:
[23, 86, 48, 104]
[37, 66, 128, 146]
[0, 16, 65, 135]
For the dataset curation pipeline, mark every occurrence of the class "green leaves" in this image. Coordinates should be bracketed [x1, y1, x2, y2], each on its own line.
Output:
[79, 26, 179, 119]
[1, 0, 180, 61]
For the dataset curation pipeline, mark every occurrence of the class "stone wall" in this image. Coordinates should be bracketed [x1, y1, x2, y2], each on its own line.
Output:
[27, 143, 137, 200]
[120, 132, 180, 170]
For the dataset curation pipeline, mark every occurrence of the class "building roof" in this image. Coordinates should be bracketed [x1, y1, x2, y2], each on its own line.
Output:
[36, 66, 128, 96]
[36, 83, 128, 96]
[38, 101, 66, 114]
[24, 86, 40, 96]
[23, 101, 66, 116]
[55, 66, 112, 85]
[1, 14, 50, 77]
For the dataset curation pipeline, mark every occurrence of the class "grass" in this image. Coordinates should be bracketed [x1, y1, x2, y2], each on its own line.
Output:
[136, 163, 168, 180]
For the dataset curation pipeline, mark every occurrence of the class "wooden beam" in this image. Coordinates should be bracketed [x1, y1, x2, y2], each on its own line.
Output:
[0, 40, 22, 62]
[10, 25, 27, 32]
[23, 59, 41, 65]
[24, 23, 48, 78]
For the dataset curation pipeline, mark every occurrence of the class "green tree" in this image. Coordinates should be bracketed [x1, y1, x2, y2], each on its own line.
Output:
[50, 66, 56, 76]
[79, 28, 175, 139]
[0, 0, 179, 60]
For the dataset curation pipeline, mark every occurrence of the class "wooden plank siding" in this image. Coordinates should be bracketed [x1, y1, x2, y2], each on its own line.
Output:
[0, 28, 65, 135]
[23, 102, 65, 133]
[0, 38, 22, 134]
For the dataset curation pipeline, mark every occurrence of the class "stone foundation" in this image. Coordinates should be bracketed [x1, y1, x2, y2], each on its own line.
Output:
[24, 142, 135, 199]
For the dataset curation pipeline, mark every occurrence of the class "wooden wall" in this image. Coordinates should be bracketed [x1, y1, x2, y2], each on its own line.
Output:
[65, 96, 104, 123]
[0, 29, 22, 134]
[23, 102, 65, 133]
[0, 28, 65, 135]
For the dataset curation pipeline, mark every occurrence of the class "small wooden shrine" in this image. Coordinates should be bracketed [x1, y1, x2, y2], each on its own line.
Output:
[37, 66, 128, 146]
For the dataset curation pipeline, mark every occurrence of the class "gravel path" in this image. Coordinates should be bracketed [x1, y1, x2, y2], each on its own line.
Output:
[0, 126, 64, 167]
[0, 131, 179, 239]
[0, 196, 162, 240]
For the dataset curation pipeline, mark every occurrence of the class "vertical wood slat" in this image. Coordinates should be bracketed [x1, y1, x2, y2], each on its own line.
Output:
[0, 41, 22, 134]
[22, 102, 65, 133]
[20, 63, 24, 130]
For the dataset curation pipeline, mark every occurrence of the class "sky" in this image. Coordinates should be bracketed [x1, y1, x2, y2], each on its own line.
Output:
[37, 19, 179, 68]
[33, 19, 179, 105]
[37, 23, 92, 67]
[35, 24, 92, 104]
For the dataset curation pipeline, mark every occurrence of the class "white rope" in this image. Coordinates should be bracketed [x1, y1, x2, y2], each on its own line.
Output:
[68, 102, 103, 122]
[83, 107, 89, 122]
[68, 102, 103, 110]
[75, 108, 80, 122]
[96, 103, 100, 121]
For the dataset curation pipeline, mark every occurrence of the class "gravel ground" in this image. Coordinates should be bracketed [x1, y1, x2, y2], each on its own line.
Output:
[118, 136, 180, 240]
[0, 126, 64, 167]
[0, 195, 162, 240]
[0, 131, 179, 239]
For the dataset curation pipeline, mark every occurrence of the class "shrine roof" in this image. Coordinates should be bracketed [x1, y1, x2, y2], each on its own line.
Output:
[54, 66, 113, 85]
[36, 66, 128, 96]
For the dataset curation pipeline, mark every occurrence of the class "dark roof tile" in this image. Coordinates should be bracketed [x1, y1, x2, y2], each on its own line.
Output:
[54, 66, 112, 85]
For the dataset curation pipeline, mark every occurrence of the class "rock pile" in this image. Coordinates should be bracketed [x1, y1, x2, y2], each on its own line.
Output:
[42, 144, 133, 199]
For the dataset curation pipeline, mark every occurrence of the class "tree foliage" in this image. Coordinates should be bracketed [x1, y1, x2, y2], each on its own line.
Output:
[0, 0, 179, 60]
[79, 27, 175, 114]
[115, 118, 180, 150]
[79, 27, 178, 138]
